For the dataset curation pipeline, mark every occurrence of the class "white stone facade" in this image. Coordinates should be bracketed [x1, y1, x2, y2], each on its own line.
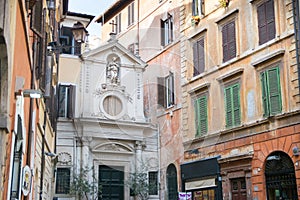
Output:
[56, 35, 159, 200]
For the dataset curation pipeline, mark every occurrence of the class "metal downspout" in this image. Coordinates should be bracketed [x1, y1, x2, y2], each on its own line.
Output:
[292, 0, 300, 94]
[39, 109, 47, 200]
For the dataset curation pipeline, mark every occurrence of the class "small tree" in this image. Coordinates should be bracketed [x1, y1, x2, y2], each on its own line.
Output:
[69, 166, 101, 200]
[127, 171, 149, 200]
[126, 161, 158, 200]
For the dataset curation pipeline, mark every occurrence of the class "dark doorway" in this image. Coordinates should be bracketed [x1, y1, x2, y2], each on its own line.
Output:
[99, 165, 124, 200]
[265, 151, 298, 200]
[167, 164, 178, 200]
[231, 178, 246, 200]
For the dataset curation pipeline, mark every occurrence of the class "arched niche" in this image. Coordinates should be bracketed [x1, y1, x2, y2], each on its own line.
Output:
[106, 53, 121, 85]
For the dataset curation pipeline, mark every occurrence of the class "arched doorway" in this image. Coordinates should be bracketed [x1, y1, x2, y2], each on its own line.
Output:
[265, 151, 298, 200]
[167, 164, 178, 200]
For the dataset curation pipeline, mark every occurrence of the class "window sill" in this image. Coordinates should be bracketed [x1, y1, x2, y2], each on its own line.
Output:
[157, 104, 182, 118]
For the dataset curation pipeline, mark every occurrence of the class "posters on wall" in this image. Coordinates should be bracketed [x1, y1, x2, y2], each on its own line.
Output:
[178, 192, 192, 200]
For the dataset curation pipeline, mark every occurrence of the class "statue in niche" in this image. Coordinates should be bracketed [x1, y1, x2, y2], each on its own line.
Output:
[107, 57, 120, 84]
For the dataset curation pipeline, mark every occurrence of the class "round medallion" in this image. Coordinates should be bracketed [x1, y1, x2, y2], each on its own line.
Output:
[103, 95, 122, 116]
[99, 91, 126, 120]
[58, 152, 72, 164]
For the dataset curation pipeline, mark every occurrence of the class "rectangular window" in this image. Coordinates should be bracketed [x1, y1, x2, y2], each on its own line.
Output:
[222, 20, 236, 62]
[194, 95, 208, 137]
[261, 66, 281, 117]
[194, 189, 215, 199]
[58, 84, 76, 118]
[225, 83, 241, 128]
[193, 38, 205, 76]
[148, 171, 158, 195]
[257, 0, 275, 45]
[60, 26, 81, 55]
[115, 13, 122, 34]
[55, 168, 70, 194]
[161, 14, 173, 46]
[192, 0, 204, 16]
[128, 2, 134, 26]
[157, 72, 175, 108]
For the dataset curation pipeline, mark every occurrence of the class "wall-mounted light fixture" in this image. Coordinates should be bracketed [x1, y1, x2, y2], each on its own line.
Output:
[15, 89, 43, 99]
[72, 22, 88, 43]
[293, 146, 299, 156]
[45, 152, 57, 158]
[23, 89, 43, 98]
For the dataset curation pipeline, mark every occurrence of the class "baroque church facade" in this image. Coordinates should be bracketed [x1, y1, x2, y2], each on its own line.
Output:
[55, 32, 159, 199]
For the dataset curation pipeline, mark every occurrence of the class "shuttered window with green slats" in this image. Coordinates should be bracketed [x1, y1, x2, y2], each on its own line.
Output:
[194, 95, 208, 137]
[225, 83, 241, 128]
[260, 66, 282, 117]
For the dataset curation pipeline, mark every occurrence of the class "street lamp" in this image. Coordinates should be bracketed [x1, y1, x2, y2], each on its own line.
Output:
[47, 21, 88, 53]
[72, 22, 88, 43]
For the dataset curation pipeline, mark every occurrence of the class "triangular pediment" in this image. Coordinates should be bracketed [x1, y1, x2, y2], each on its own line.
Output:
[81, 38, 147, 69]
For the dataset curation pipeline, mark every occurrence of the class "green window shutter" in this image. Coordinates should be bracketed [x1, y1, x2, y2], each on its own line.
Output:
[232, 84, 241, 126]
[225, 83, 240, 128]
[194, 96, 207, 137]
[267, 67, 281, 115]
[260, 71, 269, 117]
[225, 87, 233, 127]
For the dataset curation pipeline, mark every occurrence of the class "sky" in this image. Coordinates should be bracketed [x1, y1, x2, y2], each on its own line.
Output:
[68, 1, 116, 37]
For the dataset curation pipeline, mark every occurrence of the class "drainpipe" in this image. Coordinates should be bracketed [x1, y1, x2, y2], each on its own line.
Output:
[24, 31, 36, 200]
[292, 0, 300, 94]
[157, 124, 161, 200]
[39, 109, 47, 200]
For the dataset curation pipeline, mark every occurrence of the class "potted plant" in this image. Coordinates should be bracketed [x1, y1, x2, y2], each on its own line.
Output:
[219, 0, 229, 8]
[191, 15, 200, 25]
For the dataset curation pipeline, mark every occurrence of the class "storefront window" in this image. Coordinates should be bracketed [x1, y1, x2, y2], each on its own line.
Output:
[193, 189, 215, 200]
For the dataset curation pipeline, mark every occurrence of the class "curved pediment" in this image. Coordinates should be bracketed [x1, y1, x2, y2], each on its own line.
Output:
[93, 142, 134, 154]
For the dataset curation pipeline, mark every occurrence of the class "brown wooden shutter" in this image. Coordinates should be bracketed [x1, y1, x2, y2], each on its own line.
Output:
[170, 72, 175, 105]
[161, 20, 165, 46]
[157, 77, 166, 107]
[257, 0, 275, 45]
[228, 21, 236, 60]
[193, 38, 205, 76]
[222, 23, 229, 62]
[169, 16, 173, 43]
[222, 21, 236, 62]
[198, 38, 205, 74]
[193, 42, 199, 76]
[257, 3, 266, 45]
[67, 85, 76, 119]
[31, 0, 43, 37]
[266, 0, 275, 41]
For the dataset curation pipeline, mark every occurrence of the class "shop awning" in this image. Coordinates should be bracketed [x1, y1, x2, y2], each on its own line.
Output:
[185, 178, 216, 190]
